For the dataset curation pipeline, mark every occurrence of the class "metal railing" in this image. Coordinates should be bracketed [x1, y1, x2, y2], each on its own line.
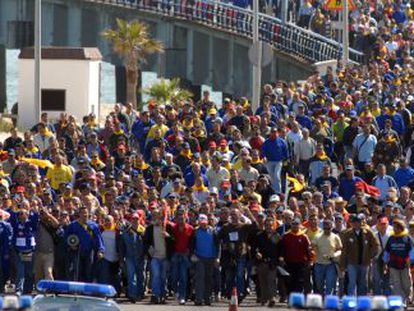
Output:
[87, 0, 364, 64]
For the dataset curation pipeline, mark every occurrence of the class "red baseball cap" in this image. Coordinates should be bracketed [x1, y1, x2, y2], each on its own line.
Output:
[15, 186, 25, 193]
[378, 216, 389, 225]
[209, 141, 217, 148]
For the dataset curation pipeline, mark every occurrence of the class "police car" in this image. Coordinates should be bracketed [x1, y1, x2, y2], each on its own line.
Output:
[30, 280, 120, 311]
[289, 292, 405, 311]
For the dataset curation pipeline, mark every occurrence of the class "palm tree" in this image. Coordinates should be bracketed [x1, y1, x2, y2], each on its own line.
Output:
[102, 18, 164, 110]
[144, 78, 193, 105]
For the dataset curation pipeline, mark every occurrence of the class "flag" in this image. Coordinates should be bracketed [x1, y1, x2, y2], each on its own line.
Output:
[20, 157, 54, 169]
[287, 175, 305, 193]
[355, 180, 380, 198]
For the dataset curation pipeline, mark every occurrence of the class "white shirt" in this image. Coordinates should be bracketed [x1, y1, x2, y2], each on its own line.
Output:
[102, 230, 118, 262]
[206, 166, 230, 188]
[352, 133, 377, 163]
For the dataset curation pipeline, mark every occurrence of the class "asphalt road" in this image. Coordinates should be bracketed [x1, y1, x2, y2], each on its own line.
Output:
[116, 296, 281, 311]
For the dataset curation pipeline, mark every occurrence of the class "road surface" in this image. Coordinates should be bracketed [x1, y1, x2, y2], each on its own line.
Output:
[117, 296, 283, 311]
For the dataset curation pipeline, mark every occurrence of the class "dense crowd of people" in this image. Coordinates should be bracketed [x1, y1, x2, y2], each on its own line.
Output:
[1, 1, 414, 307]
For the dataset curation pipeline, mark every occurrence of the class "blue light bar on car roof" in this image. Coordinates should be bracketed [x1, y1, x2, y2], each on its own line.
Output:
[388, 296, 404, 310]
[37, 280, 117, 298]
[357, 296, 372, 311]
[289, 293, 306, 309]
[325, 295, 340, 310]
[342, 296, 357, 311]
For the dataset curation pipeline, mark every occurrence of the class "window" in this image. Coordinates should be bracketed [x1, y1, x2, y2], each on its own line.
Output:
[41, 89, 66, 111]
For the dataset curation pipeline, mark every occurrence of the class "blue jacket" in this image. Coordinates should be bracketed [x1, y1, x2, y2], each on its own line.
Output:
[65, 220, 105, 254]
[131, 119, 155, 151]
[0, 221, 12, 257]
[261, 137, 288, 162]
[376, 113, 405, 135]
[192, 227, 219, 259]
[338, 176, 362, 201]
[119, 227, 145, 260]
[296, 115, 313, 130]
[383, 231, 414, 270]
[394, 167, 414, 188]
[11, 213, 39, 253]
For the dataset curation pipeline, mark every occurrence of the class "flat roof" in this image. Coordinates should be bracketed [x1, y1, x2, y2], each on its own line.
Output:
[19, 47, 102, 61]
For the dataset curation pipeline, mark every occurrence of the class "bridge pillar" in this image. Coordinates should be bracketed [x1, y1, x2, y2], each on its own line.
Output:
[225, 39, 235, 94]
[42, 2, 54, 46]
[0, 45, 6, 112]
[67, 4, 82, 46]
[157, 22, 173, 77]
[207, 35, 213, 85]
[186, 28, 194, 81]
[98, 12, 111, 58]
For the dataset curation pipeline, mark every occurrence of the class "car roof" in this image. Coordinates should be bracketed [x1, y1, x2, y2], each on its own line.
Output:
[32, 295, 120, 311]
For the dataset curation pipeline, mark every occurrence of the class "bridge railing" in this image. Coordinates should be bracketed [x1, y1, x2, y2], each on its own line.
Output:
[91, 0, 364, 64]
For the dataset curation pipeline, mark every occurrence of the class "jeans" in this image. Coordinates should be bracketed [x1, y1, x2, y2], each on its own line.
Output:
[265, 161, 283, 193]
[68, 250, 93, 282]
[347, 264, 368, 296]
[97, 259, 120, 293]
[314, 263, 337, 295]
[16, 252, 34, 294]
[372, 260, 390, 295]
[225, 258, 247, 298]
[125, 257, 145, 299]
[195, 258, 214, 303]
[171, 253, 190, 300]
[151, 257, 169, 298]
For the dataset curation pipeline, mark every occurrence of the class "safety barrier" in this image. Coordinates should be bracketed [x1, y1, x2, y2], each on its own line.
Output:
[88, 0, 364, 64]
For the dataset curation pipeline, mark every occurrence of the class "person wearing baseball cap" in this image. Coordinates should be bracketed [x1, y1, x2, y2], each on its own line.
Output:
[339, 213, 380, 296]
[192, 213, 219, 306]
[312, 218, 342, 295]
[278, 216, 312, 295]
[371, 215, 392, 295]
[383, 217, 413, 305]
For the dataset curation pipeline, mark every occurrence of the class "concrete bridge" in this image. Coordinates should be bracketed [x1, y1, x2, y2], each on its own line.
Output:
[0, 0, 363, 108]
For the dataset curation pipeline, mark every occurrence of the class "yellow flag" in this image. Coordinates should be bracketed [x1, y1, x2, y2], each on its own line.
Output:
[20, 157, 54, 169]
[287, 176, 304, 193]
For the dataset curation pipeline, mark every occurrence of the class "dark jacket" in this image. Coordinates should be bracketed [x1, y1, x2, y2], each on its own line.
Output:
[143, 223, 175, 260]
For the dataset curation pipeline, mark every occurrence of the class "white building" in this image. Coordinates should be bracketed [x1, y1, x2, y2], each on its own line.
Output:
[18, 47, 102, 128]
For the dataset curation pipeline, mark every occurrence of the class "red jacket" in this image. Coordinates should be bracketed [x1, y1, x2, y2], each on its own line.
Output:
[280, 231, 312, 264]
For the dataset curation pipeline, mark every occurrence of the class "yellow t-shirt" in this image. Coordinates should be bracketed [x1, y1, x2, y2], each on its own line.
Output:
[46, 165, 73, 190]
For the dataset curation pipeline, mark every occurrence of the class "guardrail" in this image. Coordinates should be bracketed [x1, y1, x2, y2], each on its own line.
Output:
[88, 0, 364, 64]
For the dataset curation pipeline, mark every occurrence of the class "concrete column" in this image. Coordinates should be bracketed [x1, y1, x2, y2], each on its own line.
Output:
[156, 22, 173, 77]
[0, 45, 6, 112]
[0, 0, 8, 44]
[225, 39, 235, 94]
[98, 12, 111, 58]
[41, 2, 54, 46]
[207, 35, 213, 85]
[186, 28, 194, 81]
[67, 4, 82, 46]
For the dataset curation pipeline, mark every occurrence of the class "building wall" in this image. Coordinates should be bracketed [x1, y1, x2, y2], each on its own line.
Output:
[18, 59, 100, 128]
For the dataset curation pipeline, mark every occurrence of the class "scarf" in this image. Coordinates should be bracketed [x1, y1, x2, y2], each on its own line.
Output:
[391, 229, 409, 237]
[114, 129, 124, 135]
[316, 151, 328, 161]
[193, 184, 208, 192]
[134, 161, 150, 170]
[251, 158, 263, 164]
[104, 224, 116, 231]
[26, 146, 39, 154]
[384, 136, 397, 144]
[180, 149, 193, 160]
[91, 157, 105, 168]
